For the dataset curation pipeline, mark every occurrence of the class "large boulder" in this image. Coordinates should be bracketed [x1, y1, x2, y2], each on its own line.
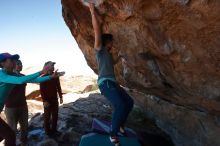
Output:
[61, 0, 220, 146]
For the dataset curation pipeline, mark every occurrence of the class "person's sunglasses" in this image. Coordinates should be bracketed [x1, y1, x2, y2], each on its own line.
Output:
[16, 63, 22, 66]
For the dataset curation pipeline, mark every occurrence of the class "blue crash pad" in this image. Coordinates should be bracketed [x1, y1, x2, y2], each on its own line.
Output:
[79, 133, 141, 146]
[92, 118, 137, 137]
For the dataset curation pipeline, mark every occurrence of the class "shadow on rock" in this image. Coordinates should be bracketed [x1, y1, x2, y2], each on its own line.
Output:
[28, 93, 174, 146]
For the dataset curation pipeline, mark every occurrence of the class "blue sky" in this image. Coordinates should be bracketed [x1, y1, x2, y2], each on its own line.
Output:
[0, 0, 94, 75]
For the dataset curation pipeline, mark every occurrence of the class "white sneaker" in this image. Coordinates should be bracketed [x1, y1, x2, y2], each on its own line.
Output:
[120, 127, 125, 134]
[119, 127, 127, 137]
[109, 136, 120, 146]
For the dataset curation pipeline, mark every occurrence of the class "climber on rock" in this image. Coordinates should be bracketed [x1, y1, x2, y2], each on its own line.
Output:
[88, 3, 134, 146]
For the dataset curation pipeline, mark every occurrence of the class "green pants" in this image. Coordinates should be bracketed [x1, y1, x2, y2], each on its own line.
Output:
[4, 106, 28, 144]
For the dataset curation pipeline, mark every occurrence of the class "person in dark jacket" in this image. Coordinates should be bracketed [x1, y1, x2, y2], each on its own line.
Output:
[40, 61, 63, 136]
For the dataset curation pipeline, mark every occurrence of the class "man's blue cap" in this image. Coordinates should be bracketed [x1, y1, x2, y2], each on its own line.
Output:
[0, 53, 20, 62]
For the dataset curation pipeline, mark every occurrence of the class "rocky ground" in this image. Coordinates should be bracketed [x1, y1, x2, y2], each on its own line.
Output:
[0, 75, 174, 146]
[0, 91, 174, 146]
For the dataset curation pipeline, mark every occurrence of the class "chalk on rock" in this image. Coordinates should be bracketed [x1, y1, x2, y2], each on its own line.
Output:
[82, 0, 104, 7]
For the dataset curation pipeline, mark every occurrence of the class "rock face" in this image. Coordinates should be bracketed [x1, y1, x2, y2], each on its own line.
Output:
[61, 0, 220, 146]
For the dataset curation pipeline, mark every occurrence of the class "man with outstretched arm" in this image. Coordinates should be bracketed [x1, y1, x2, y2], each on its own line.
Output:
[40, 61, 63, 137]
[89, 3, 134, 146]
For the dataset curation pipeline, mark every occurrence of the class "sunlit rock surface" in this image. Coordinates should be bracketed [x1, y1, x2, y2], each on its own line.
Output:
[61, 0, 220, 145]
